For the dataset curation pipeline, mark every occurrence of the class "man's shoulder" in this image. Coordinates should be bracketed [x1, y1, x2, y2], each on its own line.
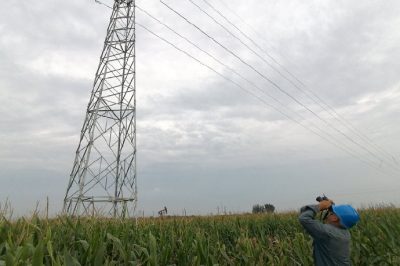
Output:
[323, 224, 351, 239]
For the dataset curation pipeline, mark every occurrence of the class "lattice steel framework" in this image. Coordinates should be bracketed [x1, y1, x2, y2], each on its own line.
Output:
[64, 0, 137, 217]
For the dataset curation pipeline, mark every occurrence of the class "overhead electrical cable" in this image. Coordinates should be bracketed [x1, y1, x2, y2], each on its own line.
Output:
[187, 0, 400, 172]
[218, 0, 307, 83]
[94, 0, 112, 9]
[160, 0, 400, 174]
[135, 5, 397, 177]
[208, 0, 399, 168]
[135, 21, 398, 178]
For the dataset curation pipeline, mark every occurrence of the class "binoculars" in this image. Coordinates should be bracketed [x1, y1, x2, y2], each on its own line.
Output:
[316, 195, 329, 202]
[316, 195, 333, 220]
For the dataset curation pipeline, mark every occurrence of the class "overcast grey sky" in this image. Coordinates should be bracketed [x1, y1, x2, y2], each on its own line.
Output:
[0, 0, 399, 217]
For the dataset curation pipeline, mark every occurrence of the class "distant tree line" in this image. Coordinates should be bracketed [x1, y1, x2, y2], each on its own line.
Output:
[252, 203, 275, 214]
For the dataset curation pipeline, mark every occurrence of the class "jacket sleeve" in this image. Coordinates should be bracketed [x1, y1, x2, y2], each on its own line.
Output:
[298, 205, 331, 240]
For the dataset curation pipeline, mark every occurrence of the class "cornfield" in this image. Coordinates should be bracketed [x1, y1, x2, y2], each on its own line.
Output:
[0, 207, 399, 265]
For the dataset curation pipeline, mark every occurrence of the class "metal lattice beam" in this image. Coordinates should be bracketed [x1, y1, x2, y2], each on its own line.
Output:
[64, 0, 137, 218]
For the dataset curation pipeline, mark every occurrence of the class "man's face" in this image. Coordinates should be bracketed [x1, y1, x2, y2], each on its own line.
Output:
[324, 211, 340, 225]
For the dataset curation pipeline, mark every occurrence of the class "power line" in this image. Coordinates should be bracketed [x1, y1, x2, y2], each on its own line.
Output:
[135, 20, 400, 178]
[189, 0, 307, 100]
[94, 0, 112, 9]
[160, 0, 400, 174]
[135, 5, 400, 177]
[141, 1, 398, 176]
[207, 0, 399, 169]
[218, 0, 303, 80]
[190, 0, 400, 172]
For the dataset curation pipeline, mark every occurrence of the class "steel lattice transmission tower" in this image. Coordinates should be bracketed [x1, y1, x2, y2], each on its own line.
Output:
[64, 0, 137, 217]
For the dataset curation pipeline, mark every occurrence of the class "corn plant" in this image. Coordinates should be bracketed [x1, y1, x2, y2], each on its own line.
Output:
[0, 206, 399, 265]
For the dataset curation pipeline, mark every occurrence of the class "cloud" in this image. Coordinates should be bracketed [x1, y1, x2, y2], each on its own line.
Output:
[0, 0, 399, 216]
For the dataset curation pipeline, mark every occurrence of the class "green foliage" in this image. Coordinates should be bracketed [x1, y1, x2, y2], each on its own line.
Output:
[0, 207, 399, 265]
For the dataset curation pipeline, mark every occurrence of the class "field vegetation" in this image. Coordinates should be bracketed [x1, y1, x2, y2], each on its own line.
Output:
[0, 206, 399, 265]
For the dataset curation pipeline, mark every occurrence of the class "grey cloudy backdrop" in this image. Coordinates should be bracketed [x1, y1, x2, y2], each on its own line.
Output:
[0, 0, 399, 217]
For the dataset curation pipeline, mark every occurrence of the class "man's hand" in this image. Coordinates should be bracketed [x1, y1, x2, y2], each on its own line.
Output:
[318, 199, 333, 211]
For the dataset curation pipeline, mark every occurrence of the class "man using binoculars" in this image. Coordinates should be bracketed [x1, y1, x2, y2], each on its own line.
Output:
[299, 197, 360, 265]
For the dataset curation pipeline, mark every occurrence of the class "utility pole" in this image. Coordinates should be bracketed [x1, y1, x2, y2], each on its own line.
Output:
[64, 0, 137, 218]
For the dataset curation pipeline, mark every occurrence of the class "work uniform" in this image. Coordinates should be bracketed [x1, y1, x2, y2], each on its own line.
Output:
[299, 205, 352, 266]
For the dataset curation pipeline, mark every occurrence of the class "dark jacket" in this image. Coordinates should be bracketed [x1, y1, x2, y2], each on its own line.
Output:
[299, 205, 351, 266]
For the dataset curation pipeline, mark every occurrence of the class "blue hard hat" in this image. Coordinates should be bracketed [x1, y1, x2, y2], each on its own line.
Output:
[332, 204, 360, 229]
